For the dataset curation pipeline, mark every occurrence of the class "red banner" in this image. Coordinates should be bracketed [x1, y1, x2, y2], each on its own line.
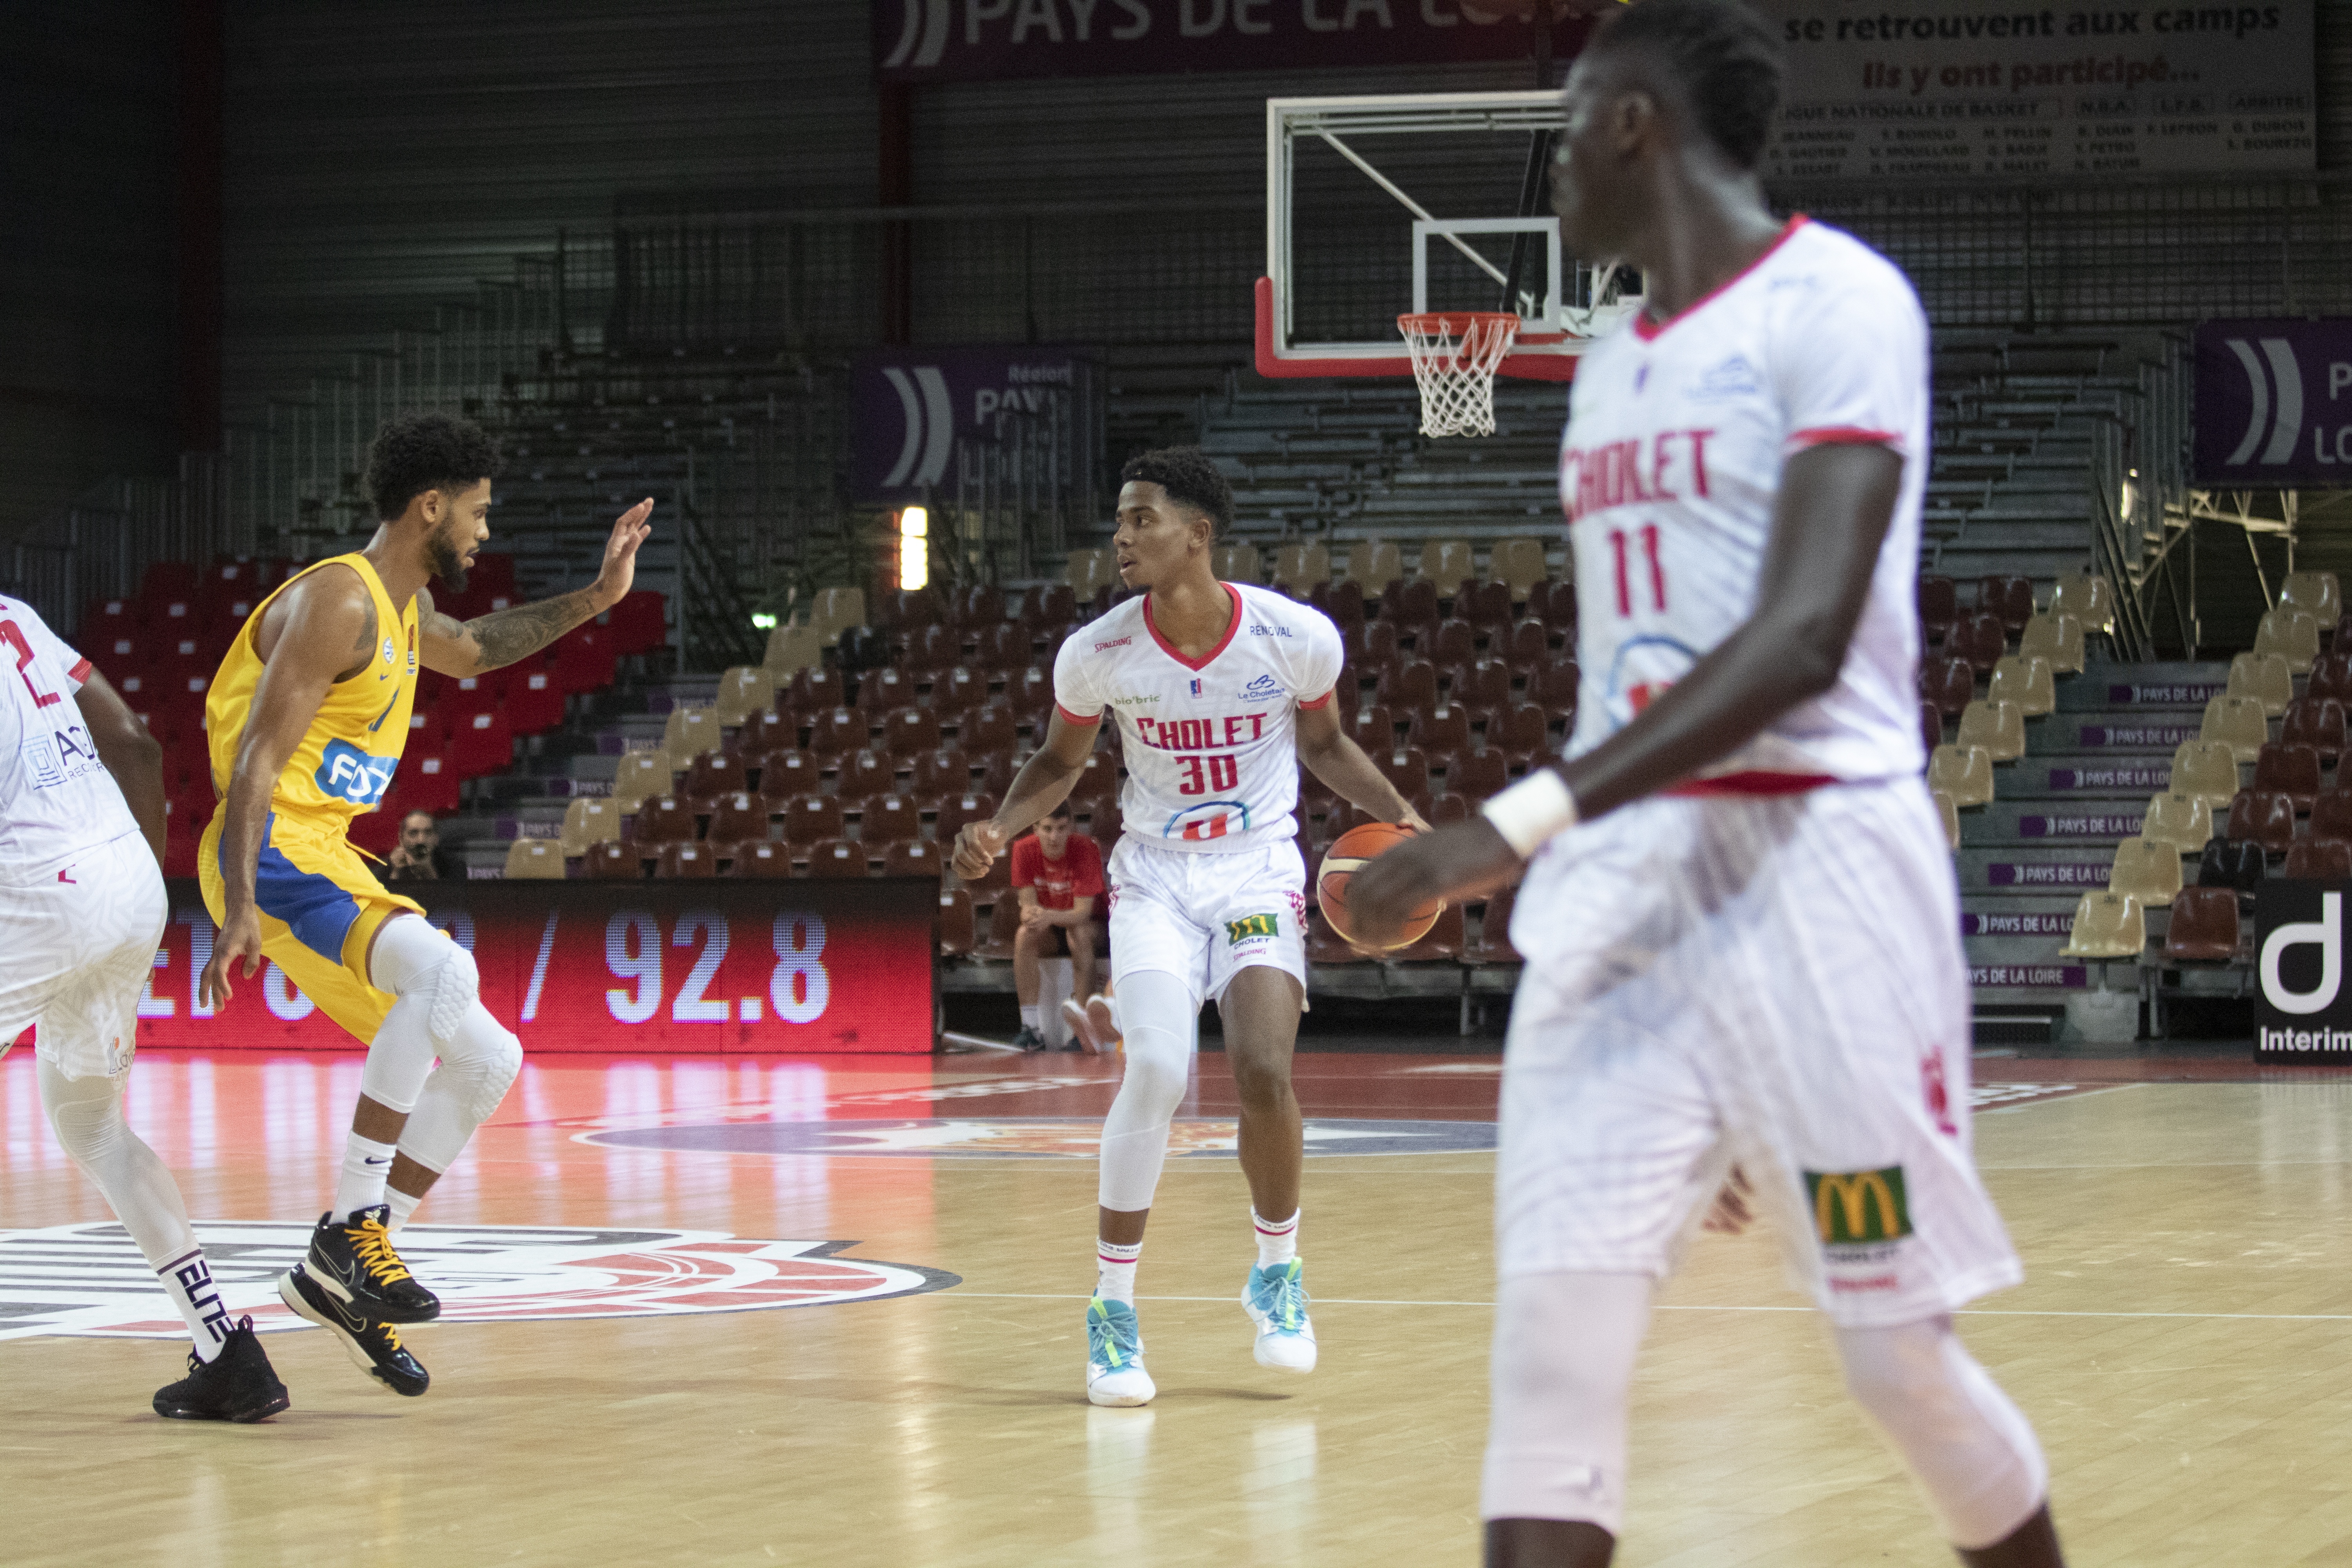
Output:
[129, 880, 937, 1055]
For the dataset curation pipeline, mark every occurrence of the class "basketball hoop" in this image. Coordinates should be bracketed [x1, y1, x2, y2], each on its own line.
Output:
[1397, 312, 1520, 438]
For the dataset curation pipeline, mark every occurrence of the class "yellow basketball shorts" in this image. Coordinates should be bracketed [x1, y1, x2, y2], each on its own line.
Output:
[198, 809, 426, 1044]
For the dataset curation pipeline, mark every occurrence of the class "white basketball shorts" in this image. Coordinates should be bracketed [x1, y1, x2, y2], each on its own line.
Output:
[1498, 778, 2022, 1328]
[1105, 837, 1309, 1010]
[0, 832, 169, 1081]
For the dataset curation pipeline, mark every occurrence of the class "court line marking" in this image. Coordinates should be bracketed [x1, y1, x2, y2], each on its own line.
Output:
[943, 1293, 2352, 1321]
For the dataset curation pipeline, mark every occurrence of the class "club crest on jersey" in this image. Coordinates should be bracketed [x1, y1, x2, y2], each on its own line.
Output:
[381, 637, 397, 666]
[1165, 800, 1247, 842]
[1240, 673, 1284, 702]
[1225, 912, 1279, 944]
[316, 739, 398, 806]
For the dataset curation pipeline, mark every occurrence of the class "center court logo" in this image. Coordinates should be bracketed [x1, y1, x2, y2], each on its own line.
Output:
[1803, 1167, 1913, 1245]
[0, 1222, 956, 1342]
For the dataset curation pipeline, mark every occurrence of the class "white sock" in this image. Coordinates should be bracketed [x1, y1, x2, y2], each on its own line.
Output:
[156, 1245, 234, 1363]
[334, 1132, 397, 1222]
[386, 1187, 424, 1233]
[1254, 1209, 1299, 1269]
[1020, 1004, 1042, 1030]
[1097, 1238, 1143, 1303]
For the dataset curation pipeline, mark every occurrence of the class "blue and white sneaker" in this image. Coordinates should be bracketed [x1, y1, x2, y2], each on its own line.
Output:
[1087, 1296, 1156, 1406]
[1243, 1259, 1318, 1372]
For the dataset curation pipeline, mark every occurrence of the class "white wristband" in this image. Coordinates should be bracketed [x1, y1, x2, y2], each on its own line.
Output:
[1480, 769, 1578, 858]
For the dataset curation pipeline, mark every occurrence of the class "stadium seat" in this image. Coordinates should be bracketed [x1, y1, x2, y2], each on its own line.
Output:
[1464, 885, 1521, 963]
[1269, 542, 1330, 594]
[933, 793, 998, 842]
[561, 797, 622, 855]
[2254, 742, 2323, 811]
[754, 748, 819, 798]
[1977, 574, 2034, 633]
[706, 791, 771, 849]
[1360, 620, 1401, 673]
[806, 838, 868, 878]
[2283, 571, 2343, 628]
[506, 668, 565, 735]
[861, 793, 918, 845]
[2051, 572, 2115, 635]
[2283, 697, 2347, 764]
[2168, 740, 2241, 807]
[790, 666, 846, 711]
[1917, 576, 1958, 642]
[1350, 704, 1397, 753]
[885, 840, 944, 879]
[2161, 886, 2241, 964]
[1917, 655, 1975, 721]
[1305, 907, 1370, 965]
[2196, 837, 2266, 893]
[1488, 702, 1550, 759]
[662, 707, 724, 768]
[811, 587, 867, 646]
[745, 707, 802, 757]
[1491, 539, 1550, 603]
[930, 665, 985, 714]
[682, 751, 746, 803]
[1956, 699, 2024, 764]
[630, 795, 697, 847]
[1426, 619, 1477, 669]
[1927, 744, 1993, 809]
[885, 586, 943, 630]
[583, 841, 644, 879]
[2311, 652, 2352, 706]
[605, 590, 667, 656]
[2200, 695, 2269, 764]
[2286, 838, 2352, 881]
[808, 707, 866, 757]
[840, 749, 894, 802]
[781, 795, 845, 844]
[2225, 789, 2297, 855]
[611, 752, 673, 812]
[1314, 577, 1367, 633]
[882, 707, 942, 757]
[855, 668, 914, 713]
[958, 706, 1016, 756]
[2108, 837, 2182, 907]
[728, 841, 793, 878]
[1449, 748, 1508, 800]
[1410, 704, 1471, 753]
[2059, 891, 2145, 960]
[1987, 655, 2054, 719]
[763, 622, 824, 680]
[404, 755, 461, 816]
[451, 709, 515, 779]
[937, 889, 976, 955]
[973, 895, 1023, 960]
[2254, 606, 2321, 674]
[1377, 747, 1431, 799]
[1499, 620, 1549, 671]
[2140, 792, 2214, 853]
[1345, 540, 1402, 599]
[1383, 577, 1440, 634]
[1425, 790, 1469, 824]
[709, 667, 775, 729]
[1948, 612, 2007, 675]
[2227, 652, 2294, 718]
[1206, 543, 1258, 584]
[910, 748, 971, 798]
[1455, 579, 1512, 630]
[655, 842, 718, 878]
[1417, 539, 1475, 597]
[550, 625, 617, 694]
[1065, 547, 1118, 600]
[1933, 789, 1960, 849]
[2017, 611, 2084, 675]
[1456, 659, 1512, 711]
[2311, 790, 2352, 843]
[1379, 660, 1438, 713]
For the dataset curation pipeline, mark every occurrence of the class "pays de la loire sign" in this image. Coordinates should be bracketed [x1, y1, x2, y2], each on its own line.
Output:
[2254, 885, 2352, 1062]
[2194, 320, 2352, 486]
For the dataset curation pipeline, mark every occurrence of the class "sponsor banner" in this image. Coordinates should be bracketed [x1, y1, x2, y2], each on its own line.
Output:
[2018, 812, 2145, 838]
[874, 0, 1592, 82]
[2076, 723, 2201, 747]
[2104, 681, 2225, 706]
[119, 880, 936, 1055]
[0, 1223, 956, 1342]
[2044, 766, 2169, 790]
[1962, 911, 2076, 936]
[2193, 319, 2352, 486]
[1971, 963, 2089, 987]
[2254, 883, 2352, 1061]
[1983, 861, 2109, 888]
[1760, 0, 2314, 181]
[851, 346, 1093, 505]
[586, 1115, 1497, 1158]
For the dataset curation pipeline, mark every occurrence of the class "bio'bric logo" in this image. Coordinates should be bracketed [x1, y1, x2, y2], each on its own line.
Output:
[2260, 891, 2343, 1014]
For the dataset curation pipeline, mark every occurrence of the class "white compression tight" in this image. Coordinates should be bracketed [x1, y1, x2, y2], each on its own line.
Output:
[365, 916, 524, 1176]
[1483, 1273, 2047, 1550]
[1096, 970, 1198, 1213]
[39, 1060, 196, 1269]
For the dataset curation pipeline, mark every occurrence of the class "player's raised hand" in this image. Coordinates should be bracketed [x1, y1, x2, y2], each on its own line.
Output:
[1347, 818, 1522, 949]
[200, 907, 266, 1009]
[953, 819, 1009, 879]
[590, 498, 655, 608]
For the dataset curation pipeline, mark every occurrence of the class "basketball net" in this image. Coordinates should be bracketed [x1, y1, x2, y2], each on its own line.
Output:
[1397, 311, 1520, 438]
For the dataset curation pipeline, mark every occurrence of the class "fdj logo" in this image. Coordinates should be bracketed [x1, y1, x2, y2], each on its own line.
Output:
[1225, 913, 1279, 944]
[1804, 1167, 1912, 1245]
[316, 739, 397, 806]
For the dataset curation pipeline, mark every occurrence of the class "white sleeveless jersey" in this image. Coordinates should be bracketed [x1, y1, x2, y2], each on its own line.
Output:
[1561, 217, 1931, 787]
[1053, 582, 1343, 852]
[0, 595, 142, 886]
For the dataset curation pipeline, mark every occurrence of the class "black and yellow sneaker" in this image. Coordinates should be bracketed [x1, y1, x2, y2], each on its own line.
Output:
[278, 1264, 430, 1397]
[298, 1205, 439, 1323]
[152, 1317, 291, 1422]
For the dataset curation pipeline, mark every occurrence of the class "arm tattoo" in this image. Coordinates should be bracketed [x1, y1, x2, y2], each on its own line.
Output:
[466, 587, 603, 671]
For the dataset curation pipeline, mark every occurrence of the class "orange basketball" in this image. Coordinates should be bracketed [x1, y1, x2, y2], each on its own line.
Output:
[1317, 823, 1441, 952]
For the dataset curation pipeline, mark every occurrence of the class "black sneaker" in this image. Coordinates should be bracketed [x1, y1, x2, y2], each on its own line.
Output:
[152, 1317, 291, 1423]
[1012, 1025, 1047, 1053]
[279, 1265, 430, 1397]
[299, 1205, 439, 1323]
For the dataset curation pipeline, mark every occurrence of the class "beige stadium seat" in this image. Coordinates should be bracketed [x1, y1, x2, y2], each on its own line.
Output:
[2255, 606, 2321, 674]
[611, 751, 674, 813]
[1956, 699, 2024, 763]
[2167, 739, 2241, 807]
[1270, 542, 1331, 592]
[2051, 573, 2115, 635]
[2282, 570, 2342, 626]
[2140, 791, 2213, 853]
[1345, 539, 1403, 596]
[2059, 890, 2146, 960]
[712, 666, 777, 727]
[1212, 542, 1262, 584]
[2226, 651, 2294, 718]
[503, 838, 567, 880]
[560, 797, 622, 857]
[1932, 789, 1960, 850]
[1926, 744, 1994, 808]
[810, 586, 867, 646]
[2017, 611, 2085, 675]
[662, 706, 724, 768]
[1987, 655, 2055, 719]
[2108, 836, 2182, 907]
[1490, 537, 1550, 599]
[762, 622, 824, 680]
[1418, 539, 1476, 596]
[1066, 547, 1117, 599]
[2200, 693, 2270, 763]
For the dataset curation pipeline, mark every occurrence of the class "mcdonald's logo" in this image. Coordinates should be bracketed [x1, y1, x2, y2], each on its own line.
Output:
[1802, 1167, 1913, 1246]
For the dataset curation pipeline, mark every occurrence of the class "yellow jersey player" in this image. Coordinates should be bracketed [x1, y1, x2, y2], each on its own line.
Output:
[198, 411, 652, 1398]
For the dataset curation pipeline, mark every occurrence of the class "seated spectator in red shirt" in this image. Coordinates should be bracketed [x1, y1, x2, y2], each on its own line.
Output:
[1009, 802, 1105, 1052]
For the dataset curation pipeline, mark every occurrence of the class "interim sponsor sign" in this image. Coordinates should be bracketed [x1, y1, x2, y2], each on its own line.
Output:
[1759, 0, 2313, 181]
[2193, 320, 2352, 486]
[2254, 883, 2352, 1062]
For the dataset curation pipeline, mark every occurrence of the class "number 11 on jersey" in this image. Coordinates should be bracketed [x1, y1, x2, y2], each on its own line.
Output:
[1608, 526, 1667, 618]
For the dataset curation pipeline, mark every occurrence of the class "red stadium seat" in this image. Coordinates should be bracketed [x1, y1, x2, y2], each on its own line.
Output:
[1504, 620, 1551, 669]
[1378, 660, 1438, 713]
[842, 748, 895, 800]
[549, 625, 616, 694]
[753, 748, 818, 798]
[958, 705, 1016, 755]
[2254, 743, 2323, 812]
[654, 842, 717, 878]
[1381, 577, 1439, 633]
[1448, 748, 1508, 800]
[1465, 886, 1521, 963]
[781, 795, 845, 844]
[1313, 578, 1367, 633]
[1917, 576, 1958, 641]
[2225, 789, 2297, 854]
[1377, 747, 1431, 799]
[957, 584, 1005, 628]
[403, 755, 461, 816]
[1488, 703, 1550, 757]
[978, 622, 1032, 670]
[1920, 655, 1977, 721]
[744, 707, 802, 757]
[807, 838, 869, 879]
[682, 751, 746, 802]
[2309, 652, 2352, 706]
[1948, 612, 2007, 675]
[936, 888, 976, 953]
[855, 668, 916, 713]
[1349, 704, 1397, 753]
[790, 666, 845, 711]
[882, 707, 943, 757]
[2310, 790, 2352, 844]
[910, 623, 960, 671]
[465, 553, 517, 598]
[912, 747, 972, 798]
[2285, 838, 2352, 881]
[1426, 619, 1477, 669]
[1032, 584, 1076, 626]
[505, 668, 565, 735]
[808, 707, 867, 757]
[727, 840, 794, 878]
[450, 709, 514, 779]
[888, 586, 944, 630]
[886, 840, 945, 879]
[2282, 697, 2347, 765]
[139, 561, 199, 605]
[860, 793, 919, 845]
[1977, 574, 2034, 634]
[1410, 704, 1472, 752]
[706, 791, 771, 850]
[933, 792, 998, 843]
[583, 841, 645, 880]
[2161, 886, 2240, 963]
[928, 666, 985, 714]
[630, 795, 698, 846]
[1456, 579, 1512, 629]
[604, 591, 666, 656]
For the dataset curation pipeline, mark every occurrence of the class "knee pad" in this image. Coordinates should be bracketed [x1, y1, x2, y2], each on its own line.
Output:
[1481, 1272, 1651, 1533]
[444, 1006, 523, 1120]
[1836, 1319, 2048, 1550]
[41, 1062, 131, 1167]
[370, 917, 480, 1048]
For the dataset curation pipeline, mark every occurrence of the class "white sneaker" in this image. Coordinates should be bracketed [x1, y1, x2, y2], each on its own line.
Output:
[1063, 994, 1123, 1054]
[1242, 1259, 1318, 1373]
[1087, 1296, 1156, 1406]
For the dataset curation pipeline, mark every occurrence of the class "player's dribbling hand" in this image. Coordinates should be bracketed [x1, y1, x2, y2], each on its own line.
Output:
[952, 820, 1008, 879]
[1347, 818, 1523, 950]
[200, 907, 265, 1009]
[1397, 805, 1435, 835]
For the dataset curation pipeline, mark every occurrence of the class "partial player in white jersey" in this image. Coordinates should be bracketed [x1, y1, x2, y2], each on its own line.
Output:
[1350, 5, 2065, 1567]
[952, 448, 1428, 1408]
[0, 593, 290, 1421]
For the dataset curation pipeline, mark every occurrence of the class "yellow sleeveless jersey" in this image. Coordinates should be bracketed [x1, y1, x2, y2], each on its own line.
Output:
[206, 554, 419, 834]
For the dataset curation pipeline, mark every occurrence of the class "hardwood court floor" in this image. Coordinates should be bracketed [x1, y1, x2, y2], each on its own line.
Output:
[5, 1047, 2352, 1567]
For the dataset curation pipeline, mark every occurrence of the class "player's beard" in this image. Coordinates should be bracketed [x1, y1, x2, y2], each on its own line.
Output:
[428, 528, 471, 594]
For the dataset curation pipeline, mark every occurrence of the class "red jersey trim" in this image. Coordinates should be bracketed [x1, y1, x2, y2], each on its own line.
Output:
[1664, 771, 1837, 798]
[1055, 703, 1102, 727]
[1791, 425, 1903, 449]
[1298, 688, 1335, 711]
[67, 657, 93, 684]
[1141, 583, 1245, 673]
[1632, 216, 1808, 343]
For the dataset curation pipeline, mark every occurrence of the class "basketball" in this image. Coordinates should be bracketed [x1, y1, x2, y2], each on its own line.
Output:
[1317, 822, 1440, 951]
